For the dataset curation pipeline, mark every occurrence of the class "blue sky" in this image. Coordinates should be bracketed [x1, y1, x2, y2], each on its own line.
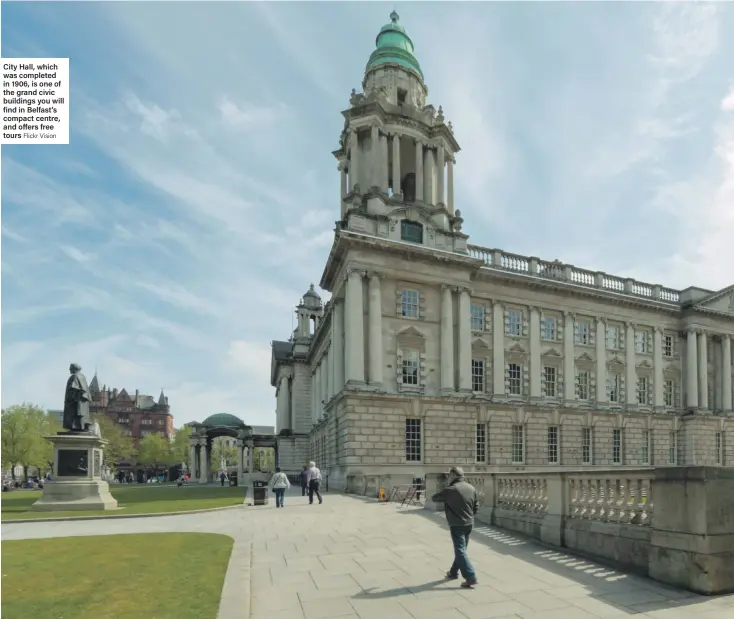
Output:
[2, 2, 733, 427]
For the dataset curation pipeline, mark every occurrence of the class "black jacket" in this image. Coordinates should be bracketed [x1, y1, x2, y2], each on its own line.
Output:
[300, 470, 308, 486]
[431, 478, 479, 527]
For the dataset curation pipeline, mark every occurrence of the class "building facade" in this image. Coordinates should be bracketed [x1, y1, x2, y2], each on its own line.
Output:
[270, 12, 734, 492]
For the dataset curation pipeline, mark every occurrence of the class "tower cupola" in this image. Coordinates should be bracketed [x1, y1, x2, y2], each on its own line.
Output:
[365, 11, 423, 82]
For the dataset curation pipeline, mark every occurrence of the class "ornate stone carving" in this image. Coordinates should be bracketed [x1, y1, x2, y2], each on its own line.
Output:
[437, 105, 444, 122]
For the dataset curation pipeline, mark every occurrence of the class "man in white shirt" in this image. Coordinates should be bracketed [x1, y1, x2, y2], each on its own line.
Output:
[305, 461, 323, 505]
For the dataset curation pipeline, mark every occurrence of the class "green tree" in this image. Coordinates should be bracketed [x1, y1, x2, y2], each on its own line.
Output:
[92, 414, 136, 470]
[171, 425, 193, 469]
[211, 437, 237, 471]
[1, 403, 58, 480]
[25, 408, 61, 476]
[137, 433, 175, 476]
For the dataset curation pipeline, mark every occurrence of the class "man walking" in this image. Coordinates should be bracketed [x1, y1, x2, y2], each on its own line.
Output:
[305, 461, 322, 505]
[300, 465, 309, 496]
[431, 466, 479, 588]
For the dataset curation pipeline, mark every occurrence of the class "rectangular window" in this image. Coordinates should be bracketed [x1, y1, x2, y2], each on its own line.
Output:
[606, 325, 620, 350]
[668, 431, 677, 464]
[471, 304, 485, 331]
[400, 220, 424, 243]
[141, 419, 152, 425]
[547, 426, 559, 464]
[471, 359, 485, 392]
[400, 289, 419, 318]
[476, 424, 486, 463]
[543, 366, 557, 397]
[613, 429, 622, 464]
[663, 334, 674, 357]
[575, 321, 590, 345]
[635, 331, 649, 353]
[576, 370, 590, 400]
[508, 363, 522, 395]
[512, 424, 524, 464]
[582, 427, 592, 464]
[405, 419, 421, 461]
[664, 379, 674, 407]
[642, 429, 650, 464]
[507, 310, 522, 336]
[401, 350, 419, 385]
[118, 417, 130, 424]
[637, 376, 649, 405]
[608, 373, 620, 403]
[541, 316, 556, 341]
[716, 432, 722, 465]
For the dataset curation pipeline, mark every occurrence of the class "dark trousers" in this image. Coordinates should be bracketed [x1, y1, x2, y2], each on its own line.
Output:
[274, 488, 285, 507]
[301, 484, 307, 496]
[448, 525, 476, 581]
[308, 479, 322, 504]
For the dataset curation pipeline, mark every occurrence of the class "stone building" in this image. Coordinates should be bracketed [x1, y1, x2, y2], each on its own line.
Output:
[270, 12, 734, 492]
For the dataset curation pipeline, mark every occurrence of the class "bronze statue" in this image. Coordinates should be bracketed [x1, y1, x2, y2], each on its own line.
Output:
[63, 363, 91, 432]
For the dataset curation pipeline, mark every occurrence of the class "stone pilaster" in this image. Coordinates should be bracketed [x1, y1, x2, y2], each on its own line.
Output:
[564, 312, 576, 403]
[457, 287, 472, 392]
[596, 317, 607, 405]
[440, 285, 454, 393]
[686, 329, 699, 409]
[321, 354, 328, 414]
[698, 331, 709, 410]
[349, 129, 360, 191]
[391, 134, 401, 198]
[370, 125, 380, 189]
[368, 273, 383, 387]
[424, 146, 435, 205]
[415, 139, 424, 201]
[722, 335, 732, 412]
[436, 144, 445, 207]
[447, 157, 454, 213]
[339, 162, 347, 217]
[345, 269, 365, 385]
[380, 132, 389, 191]
[332, 300, 345, 395]
[654, 326, 664, 409]
[529, 306, 541, 399]
[625, 322, 637, 408]
[493, 301, 505, 397]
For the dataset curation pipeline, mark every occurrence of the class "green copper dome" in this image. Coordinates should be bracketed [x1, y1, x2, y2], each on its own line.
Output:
[201, 413, 246, 428]
[365, 11, 424, 80]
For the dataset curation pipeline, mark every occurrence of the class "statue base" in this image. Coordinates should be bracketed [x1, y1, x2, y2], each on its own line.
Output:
[32, 432, 118, 512]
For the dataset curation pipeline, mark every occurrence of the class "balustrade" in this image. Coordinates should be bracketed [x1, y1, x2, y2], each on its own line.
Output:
[568, 471, 653, 526]
[496, 475, 548, 514]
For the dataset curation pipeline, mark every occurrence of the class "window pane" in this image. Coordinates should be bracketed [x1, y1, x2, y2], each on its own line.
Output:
[401, 289, 419, 318]
[472, 359, 484, 392]
[400, 220, 423, 243]
[405, 419, 421, 461]
[547, 426, 558, 464]
[476, 424, 486, 463]
[512, 424, 524, 463]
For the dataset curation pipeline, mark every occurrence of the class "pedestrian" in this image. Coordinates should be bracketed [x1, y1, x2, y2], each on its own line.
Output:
[430, 466, 479, 588]
[305, 461, 323, 505]
[220, 471, 226, 487]
[268, 467, 290, 508]
[300, 465, 309, 496]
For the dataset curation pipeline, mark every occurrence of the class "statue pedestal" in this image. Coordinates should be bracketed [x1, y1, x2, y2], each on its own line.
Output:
[32, 432, 118, 512]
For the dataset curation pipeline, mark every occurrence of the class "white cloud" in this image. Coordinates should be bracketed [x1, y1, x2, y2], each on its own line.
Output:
[722, 86, 734, 111]
[61, 245, 95, 264]
[218, 97, 288, 130]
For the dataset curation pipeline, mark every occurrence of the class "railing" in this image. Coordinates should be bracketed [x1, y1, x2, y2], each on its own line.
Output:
[467, 245, 681, 305]
[496, 475, 549, 514]
[568, 471, 653, 526]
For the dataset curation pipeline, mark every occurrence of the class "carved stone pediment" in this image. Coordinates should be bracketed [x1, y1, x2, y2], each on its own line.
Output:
[471, 336, 491, 349]
[397, 325, 425, 340]
[542, 348, 562, 358]
[508, 342, 526, 354]
[608, 355, 625, 367]
[576, 352, 594, 363]
[636, 359, 653, 369]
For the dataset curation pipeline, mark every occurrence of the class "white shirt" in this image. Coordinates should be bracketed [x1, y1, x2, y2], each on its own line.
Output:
[306, 466, 322, 484]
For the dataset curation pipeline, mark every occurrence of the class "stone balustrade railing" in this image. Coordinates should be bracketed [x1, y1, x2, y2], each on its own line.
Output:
[424, 467, 734, 595]
[467, 245, 681, 304]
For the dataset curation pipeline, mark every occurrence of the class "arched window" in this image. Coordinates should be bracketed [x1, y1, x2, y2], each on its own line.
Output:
[401, 220, 423, 244]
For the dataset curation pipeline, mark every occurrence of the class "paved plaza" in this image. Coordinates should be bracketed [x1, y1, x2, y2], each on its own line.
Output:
[3, 488, 734, 619]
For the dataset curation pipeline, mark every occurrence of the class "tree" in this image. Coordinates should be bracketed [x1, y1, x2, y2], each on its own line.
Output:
[25, 407, 61, 476]
[1, 403, 59, 480]
[211, 437, 237, 472]
[92, 413, 136, 469]
[171, 425, 193, 470]
[137, 433, 175, 476]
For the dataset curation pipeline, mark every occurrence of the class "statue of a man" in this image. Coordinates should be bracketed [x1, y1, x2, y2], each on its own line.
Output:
[63, 363, 92, 432]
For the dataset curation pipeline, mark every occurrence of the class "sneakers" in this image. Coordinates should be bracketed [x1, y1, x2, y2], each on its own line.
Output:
[460, 579, 478, 588]
[445, 571, 458, 581]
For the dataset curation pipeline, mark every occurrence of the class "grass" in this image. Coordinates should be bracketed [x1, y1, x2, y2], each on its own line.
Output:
[1, 533, 233, 619]
[1, 484, 244, 520]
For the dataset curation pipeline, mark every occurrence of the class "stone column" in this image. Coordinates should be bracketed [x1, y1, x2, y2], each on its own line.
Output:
[424, 147, 435, 205]
[625, 322, 636, 407]
[391, 134, 401, 197]
[332, 300, 345, 394]
[493, 302, 505, 396]
[686, 329, 699, 409]
[283, 375, 291, 429]
[350, 129, 360, 191]
[723, 335, 732, 412]
[246, 441, 254, 472]
[371, 125, 380, 189]
[654, 327, 664, 408]
[188, 442, 197, 482]
[345, 269, 365, 385]
[199, 440, 209, 484]
[415, 140, 424, 201]
[447, 157, 454, 213]
[275, 377, 285, 433]
[436, 144, 445, 207]
[380, 132, 389, 191]
[327, 343, 335, 403]
[440, 285, 455, 393]
[339, 163, 347, 218]
[321, 355, 328, 413]
[236, 440, 244, 483]
[311, 370, 317, 425]
[368, 274, 383, 387]
[529, 306, 541, 399]
[595, 317, 607, 404]
[564, 312, 576, 402]
[458, 288, 472, 391]
[698, 331, 708, 410]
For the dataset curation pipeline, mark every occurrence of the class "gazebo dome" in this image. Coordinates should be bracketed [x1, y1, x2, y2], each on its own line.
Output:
[365, 11, 423, 81]
[200, 413, 246, 428]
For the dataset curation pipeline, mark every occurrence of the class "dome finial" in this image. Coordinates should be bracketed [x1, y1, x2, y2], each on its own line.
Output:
[390, 10, 399, 24]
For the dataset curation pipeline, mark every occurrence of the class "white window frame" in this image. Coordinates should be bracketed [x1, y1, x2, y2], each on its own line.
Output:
[635, 330, 649, 354]
[470, 303, 485, 331]
[668, 431, 677, 464]
[541, 316, 557, 341]
[511, 424, 525, 464]
[508, 363, 522, 396]
[664, 379, 674, 407]
[401, 349, 420, 386]
[471, 359, 485, 393]
[543, 366, 557, 398]
[576, 370, 590, 401]
[507, 310, 522, 337]
[141, 419, 152, 425]
[575, 321, 590, 345]
[405, 419, 422, 462]
[663, 334, 674, 357]
[608, 373, 620, 403]
[637, 376, 649, 405]
[606, 325, 620, 350]
[547, 426, 559, 464]
[612, 429, 623, 464]
[642, 429, 650, 465]
[476, 423, 487, 463]
[582, 427, 593, 464]
[400, 289, 419, 318]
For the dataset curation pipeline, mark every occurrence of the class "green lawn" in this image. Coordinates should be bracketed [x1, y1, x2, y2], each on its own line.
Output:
[1, 533, 233, 619]
[2, 484, 244, 520]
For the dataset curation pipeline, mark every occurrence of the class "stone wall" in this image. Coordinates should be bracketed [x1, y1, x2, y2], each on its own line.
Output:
[276, 434, 310, 477]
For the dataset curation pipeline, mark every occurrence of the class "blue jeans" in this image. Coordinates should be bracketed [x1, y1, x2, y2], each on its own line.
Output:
[274, 488, 285, 507]
[448, 525, 476, 580]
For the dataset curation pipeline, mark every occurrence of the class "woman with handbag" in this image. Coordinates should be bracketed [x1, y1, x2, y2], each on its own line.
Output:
[268, 467, 290, 508]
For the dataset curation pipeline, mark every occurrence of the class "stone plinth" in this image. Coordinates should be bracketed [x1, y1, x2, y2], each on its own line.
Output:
[32, 432, 118, 512]
[648, 466, 734, 595]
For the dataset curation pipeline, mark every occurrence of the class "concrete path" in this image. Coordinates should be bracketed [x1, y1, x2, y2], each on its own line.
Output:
[3, 489, 734, 619]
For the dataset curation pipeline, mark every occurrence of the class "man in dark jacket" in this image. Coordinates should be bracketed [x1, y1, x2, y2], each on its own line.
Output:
[431, 466, 479, 588]
[300, 465, 309, 496]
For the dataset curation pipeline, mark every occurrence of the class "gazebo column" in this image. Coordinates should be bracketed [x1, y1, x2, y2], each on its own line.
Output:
[188, 441, 197, 482]
[246, 440, 254, 472]
[236, 439, 244, 483]
[198, 439, 209, 484]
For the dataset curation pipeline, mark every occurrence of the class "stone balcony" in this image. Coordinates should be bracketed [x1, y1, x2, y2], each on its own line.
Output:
[426, 466, 734, 595]
[467, 245, 682, 305]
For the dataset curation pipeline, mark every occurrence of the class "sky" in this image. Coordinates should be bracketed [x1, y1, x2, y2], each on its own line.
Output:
[2, 2, 733, 427]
